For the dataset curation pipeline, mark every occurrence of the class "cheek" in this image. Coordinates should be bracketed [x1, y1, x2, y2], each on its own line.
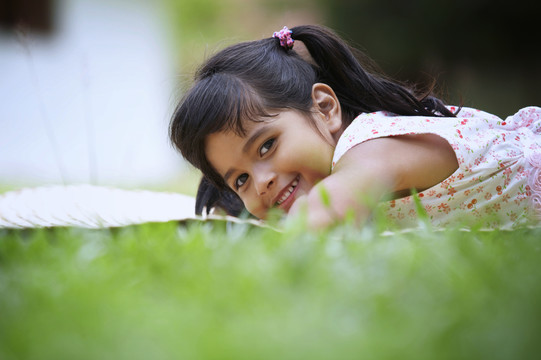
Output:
[295, 142, 334, 177]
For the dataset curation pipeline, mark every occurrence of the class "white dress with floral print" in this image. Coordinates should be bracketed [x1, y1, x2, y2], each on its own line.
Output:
[332, 106, 541, 229]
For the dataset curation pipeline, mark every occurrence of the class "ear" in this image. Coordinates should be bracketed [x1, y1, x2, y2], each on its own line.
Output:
[311, 83, 343, 135]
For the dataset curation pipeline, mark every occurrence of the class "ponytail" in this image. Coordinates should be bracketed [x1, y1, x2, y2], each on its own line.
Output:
[290, 25, 455, 121]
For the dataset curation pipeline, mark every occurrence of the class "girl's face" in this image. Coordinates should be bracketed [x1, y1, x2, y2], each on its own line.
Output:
[205, 110, 340, 219]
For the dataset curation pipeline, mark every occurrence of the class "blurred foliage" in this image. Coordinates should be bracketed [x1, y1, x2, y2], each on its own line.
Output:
[1, 222, 541, 359]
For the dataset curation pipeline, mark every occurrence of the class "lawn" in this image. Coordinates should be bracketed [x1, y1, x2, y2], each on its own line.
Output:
[1, 219, 541, 359]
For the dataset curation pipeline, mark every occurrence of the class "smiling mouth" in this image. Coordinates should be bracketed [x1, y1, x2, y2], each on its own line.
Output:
[276, 176, 299, 206]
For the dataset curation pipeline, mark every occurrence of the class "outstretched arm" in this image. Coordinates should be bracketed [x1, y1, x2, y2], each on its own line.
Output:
[288, 134, 459, 228]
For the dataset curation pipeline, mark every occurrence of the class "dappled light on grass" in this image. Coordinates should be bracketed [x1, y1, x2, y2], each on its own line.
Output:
[1, 221, 541, 359]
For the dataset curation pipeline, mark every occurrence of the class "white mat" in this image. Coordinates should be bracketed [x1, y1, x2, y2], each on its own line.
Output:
[0, 185, 197, 229]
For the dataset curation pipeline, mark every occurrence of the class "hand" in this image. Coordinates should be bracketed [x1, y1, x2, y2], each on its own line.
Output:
[286, 189, 338, 229]
[288, 194, 308, 218]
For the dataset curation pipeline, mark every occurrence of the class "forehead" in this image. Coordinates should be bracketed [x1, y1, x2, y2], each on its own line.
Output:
[206, 128, 246, 157]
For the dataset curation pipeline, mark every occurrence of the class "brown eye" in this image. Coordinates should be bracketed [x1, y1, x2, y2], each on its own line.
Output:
[259, 138, 275, 156]
[235, 173, 248, 189]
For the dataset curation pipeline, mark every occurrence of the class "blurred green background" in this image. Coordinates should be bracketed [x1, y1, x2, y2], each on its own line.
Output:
[1, 0, 539, 191]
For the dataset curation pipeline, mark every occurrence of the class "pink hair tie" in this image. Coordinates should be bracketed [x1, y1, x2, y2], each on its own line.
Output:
[273, 26, 294, 50]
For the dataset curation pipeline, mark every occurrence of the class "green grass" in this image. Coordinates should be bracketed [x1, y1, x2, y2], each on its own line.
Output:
[1, 221, 541, 360]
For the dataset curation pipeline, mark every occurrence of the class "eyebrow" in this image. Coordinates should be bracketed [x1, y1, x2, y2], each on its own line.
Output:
[223, 125, 270, 184]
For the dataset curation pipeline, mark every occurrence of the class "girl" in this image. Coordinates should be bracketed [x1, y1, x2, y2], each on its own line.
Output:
[170, 25, 541, 229]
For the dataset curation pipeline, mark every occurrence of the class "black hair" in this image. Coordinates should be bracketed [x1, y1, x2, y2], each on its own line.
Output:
[195, 176, 245, 216]
[170, 25, 455, 215]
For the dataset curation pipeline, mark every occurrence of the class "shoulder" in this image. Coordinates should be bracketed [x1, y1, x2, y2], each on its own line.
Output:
[333, 132, 459, 194]
[332, 111, 397, 167]
[332, 107, 496, 168]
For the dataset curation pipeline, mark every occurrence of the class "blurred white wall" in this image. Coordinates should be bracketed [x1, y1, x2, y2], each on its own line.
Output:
[0, 0, 184, 188]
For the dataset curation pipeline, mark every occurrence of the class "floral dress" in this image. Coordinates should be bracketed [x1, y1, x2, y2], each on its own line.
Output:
[332, 106, 541, 229]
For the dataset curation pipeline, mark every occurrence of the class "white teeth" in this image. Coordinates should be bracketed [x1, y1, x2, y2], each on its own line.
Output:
[276, 178, 299, 205]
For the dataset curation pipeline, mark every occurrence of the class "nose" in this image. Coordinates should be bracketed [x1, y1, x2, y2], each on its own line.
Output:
[253, 163, 276, 196]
